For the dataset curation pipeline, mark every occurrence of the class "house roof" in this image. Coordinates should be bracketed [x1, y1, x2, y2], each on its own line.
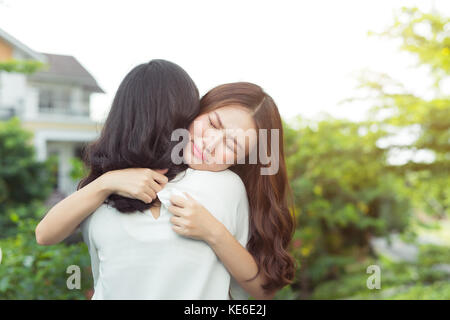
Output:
[29, 53, 105, 93]
[0, 28, 47, 62]
[0, 27, 104, 93]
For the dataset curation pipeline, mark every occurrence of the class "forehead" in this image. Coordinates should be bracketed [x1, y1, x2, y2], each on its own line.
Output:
[214, 105, 256, 131]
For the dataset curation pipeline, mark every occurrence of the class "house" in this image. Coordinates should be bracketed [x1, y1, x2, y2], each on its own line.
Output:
[0, 27, 104, 196]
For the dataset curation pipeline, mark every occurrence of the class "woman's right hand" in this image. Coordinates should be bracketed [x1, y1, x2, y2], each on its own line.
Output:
[100, 168, 169, 204]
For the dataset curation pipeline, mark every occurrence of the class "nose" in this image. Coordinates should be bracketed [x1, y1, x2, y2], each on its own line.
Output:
[203, 130, 224, 155]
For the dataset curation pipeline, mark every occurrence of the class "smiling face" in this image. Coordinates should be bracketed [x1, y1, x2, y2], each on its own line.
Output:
[183, 105, 258, 171]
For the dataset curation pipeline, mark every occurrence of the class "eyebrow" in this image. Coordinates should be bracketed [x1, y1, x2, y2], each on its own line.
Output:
[214, 111, 224, 129]
[214, 111, 243, 152]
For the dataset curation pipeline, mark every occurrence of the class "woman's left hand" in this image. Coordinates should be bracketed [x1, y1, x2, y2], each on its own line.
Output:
[168, 192, 224, 243]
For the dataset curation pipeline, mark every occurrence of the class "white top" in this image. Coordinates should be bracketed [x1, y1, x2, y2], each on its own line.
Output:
[80, 168, 251, 300]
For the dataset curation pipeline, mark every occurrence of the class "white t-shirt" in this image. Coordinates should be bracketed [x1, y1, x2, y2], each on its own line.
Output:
[80, 168, 251, 300]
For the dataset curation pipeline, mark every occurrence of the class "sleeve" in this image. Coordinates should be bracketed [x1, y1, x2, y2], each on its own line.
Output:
[80, 215, 100, 290]
[229, 192, 252, 300]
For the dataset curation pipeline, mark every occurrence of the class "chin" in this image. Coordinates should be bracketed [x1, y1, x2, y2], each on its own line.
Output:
[188, 163, 231, 172]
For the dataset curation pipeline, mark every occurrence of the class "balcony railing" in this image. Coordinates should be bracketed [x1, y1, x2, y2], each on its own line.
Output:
[38, 103, 90, 117]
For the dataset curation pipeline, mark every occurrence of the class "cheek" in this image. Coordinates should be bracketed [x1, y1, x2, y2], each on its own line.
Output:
[223, 149, 236, 163]
[210, 145, 234, 164]
[190, 116, 209, 136]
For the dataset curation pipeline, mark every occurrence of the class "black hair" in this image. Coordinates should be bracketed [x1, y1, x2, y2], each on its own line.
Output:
[77, 59, 200, 213]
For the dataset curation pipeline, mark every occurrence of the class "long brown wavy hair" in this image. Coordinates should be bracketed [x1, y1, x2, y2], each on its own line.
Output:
[199, 82, 297, 295]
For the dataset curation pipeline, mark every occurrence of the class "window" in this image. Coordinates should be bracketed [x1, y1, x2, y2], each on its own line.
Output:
[38, 86, 72, 113]
[39, 88, 54, 109]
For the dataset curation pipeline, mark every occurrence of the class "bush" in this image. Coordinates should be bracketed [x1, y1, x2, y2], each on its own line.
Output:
[309, 244, 450, 300]
[284, 117, 413, 295]
[389, 281, 450, 300]
[0, 216, 92, 299]
[0, 117, 56, 237]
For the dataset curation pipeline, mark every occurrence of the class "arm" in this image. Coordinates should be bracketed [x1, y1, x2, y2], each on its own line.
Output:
[35, 175, 111, 245]
[168, 193, 277, 300]
[35, 168, 168, 245]
[206, 225, 276, 300]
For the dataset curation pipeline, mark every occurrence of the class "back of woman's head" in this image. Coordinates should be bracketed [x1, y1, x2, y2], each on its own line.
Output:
[78, 59, 200, 213]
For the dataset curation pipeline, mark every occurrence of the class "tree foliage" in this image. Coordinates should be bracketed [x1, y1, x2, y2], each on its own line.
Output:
[345, 6, 449, 215]
[283, 117, 412, 296]
[0, 59, 44, 74]
[0, 117, 56, 237]
[280, 6, 450, 299]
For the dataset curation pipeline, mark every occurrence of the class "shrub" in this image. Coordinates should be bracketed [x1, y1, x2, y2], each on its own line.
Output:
[0, 117, 56, 237]
[0, 216, 92, 299]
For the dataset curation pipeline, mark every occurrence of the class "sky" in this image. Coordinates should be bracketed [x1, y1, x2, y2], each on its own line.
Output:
[0, 0, 449, 124]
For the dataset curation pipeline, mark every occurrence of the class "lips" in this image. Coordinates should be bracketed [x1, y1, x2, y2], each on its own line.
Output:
[191, 140, 203, 161]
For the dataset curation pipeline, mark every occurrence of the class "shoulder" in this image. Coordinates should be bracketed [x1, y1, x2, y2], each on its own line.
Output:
[185, 168, 244, 187]
[80, 202, 124, 246]
[184, 168, 247, 198]
[79, 203, 116, 231]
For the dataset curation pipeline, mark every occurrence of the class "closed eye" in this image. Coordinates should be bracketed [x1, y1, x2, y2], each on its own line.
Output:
[208, 115, 217, 129]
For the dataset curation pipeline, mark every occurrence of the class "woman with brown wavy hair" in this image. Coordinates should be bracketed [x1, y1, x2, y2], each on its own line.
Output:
[184, 82, 298, 295]
[36, 74, 296, 299]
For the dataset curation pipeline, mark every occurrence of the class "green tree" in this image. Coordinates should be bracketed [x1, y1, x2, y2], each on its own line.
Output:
[0, 117, 56, 237]
[283, 117, 411, 298]
[349, 6, 450, 216]
[0, 216, 92, 299]
[0, 43, 92, 300]
[0, 60, 44, 74]
[282, 5, 449, 299]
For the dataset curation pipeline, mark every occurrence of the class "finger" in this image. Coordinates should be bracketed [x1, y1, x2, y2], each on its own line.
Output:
[139, 184, 156, 200]
[170, 194, 188, 208]
[169, 215, 184, 226]
[149, 179, 163, 193]
[139, 193, 153, 204]
[155, 168, 168, 175]
[183, 192, 196, 202]
[152, 170, 169, 184]
[125, 185, 153, 203]
[168, 205, 184, 217]
[171, 224, 185, 235]
[147, 189, 157, 200]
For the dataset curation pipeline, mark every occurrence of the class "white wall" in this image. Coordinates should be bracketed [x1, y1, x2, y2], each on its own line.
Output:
[0, 46, 32, 113]
[0, 72, 27, 112]
[24, 85, 39, 117]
